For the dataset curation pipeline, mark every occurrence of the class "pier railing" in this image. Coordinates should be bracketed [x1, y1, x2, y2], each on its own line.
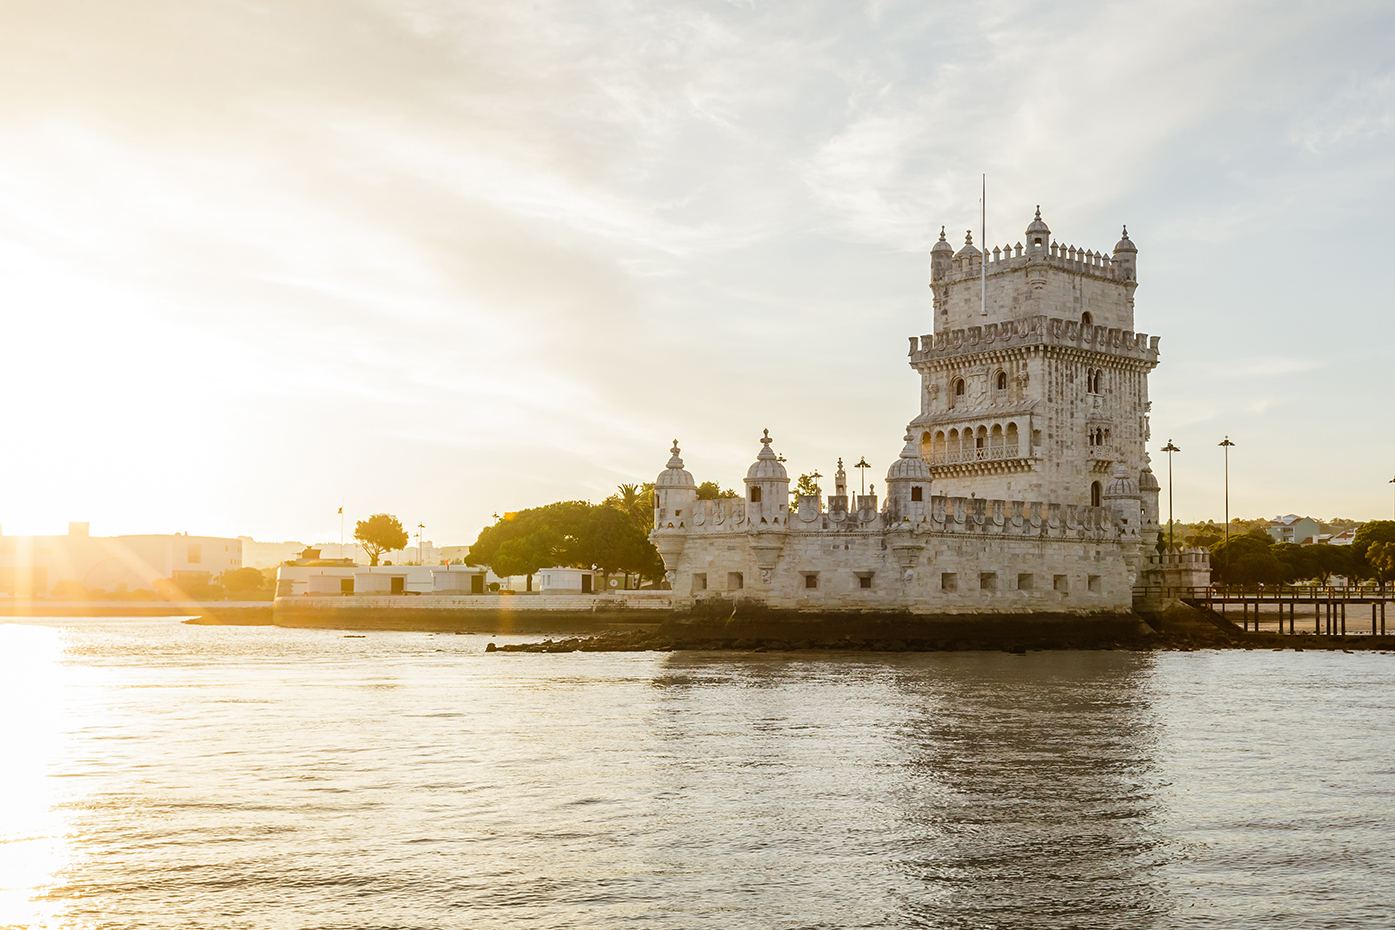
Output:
[1134, 584, 1391, 635]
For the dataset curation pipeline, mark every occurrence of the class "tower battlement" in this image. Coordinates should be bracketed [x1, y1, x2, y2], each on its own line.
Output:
[907, 316, 1159, 364]
[930, 209, 1139, 333]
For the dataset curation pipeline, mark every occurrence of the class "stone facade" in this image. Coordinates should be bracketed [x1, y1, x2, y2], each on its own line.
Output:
[651, 208, 1207, 614]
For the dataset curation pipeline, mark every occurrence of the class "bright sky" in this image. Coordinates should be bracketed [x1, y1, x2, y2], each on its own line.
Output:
[1, 1, 1393, 544]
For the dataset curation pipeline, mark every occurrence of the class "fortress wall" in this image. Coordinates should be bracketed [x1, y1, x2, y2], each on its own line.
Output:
[670, 528, 1133, 614]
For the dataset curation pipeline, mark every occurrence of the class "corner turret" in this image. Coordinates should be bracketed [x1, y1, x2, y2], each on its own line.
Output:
[1025, 205, 1051, 255]
[885, 432, 931, 522]
[930, 226, 954, 283]
[654, 440, 696, 530]
[744, 430, 790, 525]
[1112, 225, 1137, 280]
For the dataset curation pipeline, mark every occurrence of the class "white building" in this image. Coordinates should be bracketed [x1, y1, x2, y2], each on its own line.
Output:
[1265, 515, 1322, 546]
[0, 523, 242, 596]
[651, 209, 1208, 613]
[274, 563, 487, 597]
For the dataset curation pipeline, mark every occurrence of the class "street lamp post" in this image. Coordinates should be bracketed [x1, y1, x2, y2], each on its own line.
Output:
[1389, 476, 1394, 520]
[417, 523, 425, 564]
[1219, 437, 1235, 577]
[1161, 440, 1180, 551]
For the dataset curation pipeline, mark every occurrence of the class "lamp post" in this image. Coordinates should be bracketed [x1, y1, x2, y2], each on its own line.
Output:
[417, 523, 425, 564]
[1389, 476, 1394, 520]
[1219, 437, 1235, 577]
[854, 457, 870, 496]
[1161, 440, 1180, 550]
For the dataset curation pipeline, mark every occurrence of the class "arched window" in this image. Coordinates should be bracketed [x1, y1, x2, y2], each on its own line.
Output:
[1090, 481, 1101, 507]
[750, 486, 762, 503]
[1081, 311, 1093, 327]
[996, 370, 1008, 391]
[911, 486, 923, 502]
[954, 378, 965, 396]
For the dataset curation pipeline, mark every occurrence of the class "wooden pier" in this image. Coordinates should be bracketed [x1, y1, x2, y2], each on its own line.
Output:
[1136, 585, 1391, 636]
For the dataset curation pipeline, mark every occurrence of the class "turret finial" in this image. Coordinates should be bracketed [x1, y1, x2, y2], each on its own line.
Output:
[964, 229, 973, 246]
[761, 428, 772, 446]
[1035, 204, 1041, 219]
[938, 226, 946, 241]
[1122, 225, 1128, 238]
[671, 439, 680, 455]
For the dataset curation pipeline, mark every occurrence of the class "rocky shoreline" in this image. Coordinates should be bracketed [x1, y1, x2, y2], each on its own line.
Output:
[487, 627, 1395, 654]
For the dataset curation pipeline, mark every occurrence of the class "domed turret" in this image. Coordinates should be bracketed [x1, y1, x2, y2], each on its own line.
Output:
[743, 430, 790, 522]
[1102, 463, 1139, 500]
[1138, 458, 1161, 538]
[653, 440, 696, 530]
[886, 432, 931, 522]
[1112, 225, 1137, 280]
[1103, 463, 1142, 539]
[930, 225, 954, 281]
[1025, 205, 1051, 252]
[655, 440, 695, 489]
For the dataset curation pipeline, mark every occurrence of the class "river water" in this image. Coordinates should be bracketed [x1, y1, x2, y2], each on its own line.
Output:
[2, 617, 1393, 929]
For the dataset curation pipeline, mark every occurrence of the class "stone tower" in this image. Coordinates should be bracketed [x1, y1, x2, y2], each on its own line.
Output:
[908, 210, 1159, 535]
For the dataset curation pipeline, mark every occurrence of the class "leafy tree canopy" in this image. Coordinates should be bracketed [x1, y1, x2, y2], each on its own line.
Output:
[220, 567, 266, 592]
[354, 513, 409, 566]
[1210, 533, 1283, 586]
[1352, 521, 1395, 561]
[467, 500, 663, 583]
[696, 481, 739, 500]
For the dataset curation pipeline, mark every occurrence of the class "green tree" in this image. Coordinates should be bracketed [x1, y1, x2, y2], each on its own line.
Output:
[695, 481, 739, 500]
[468, 500, 666, 589]
[1352, 521, 1395, 562]
[220, 567, 266, 593]
[790, 473, 821, 510]
[604, 482, 655, 530]
[1366, 541, 1395, 591]
[354, 513, 409, 566]
[1210, 533, 1284, 586]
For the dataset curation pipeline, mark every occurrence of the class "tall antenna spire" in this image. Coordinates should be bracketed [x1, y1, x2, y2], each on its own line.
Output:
[980, 174, 987, 316]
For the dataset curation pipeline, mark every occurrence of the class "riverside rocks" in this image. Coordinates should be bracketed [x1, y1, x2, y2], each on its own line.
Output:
[485, 628, 1395, 654]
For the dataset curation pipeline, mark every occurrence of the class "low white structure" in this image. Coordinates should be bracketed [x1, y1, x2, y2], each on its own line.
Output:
[538, 568, 596, 594]
[274, 563, 486, 597]
[0, 523, 242, 595]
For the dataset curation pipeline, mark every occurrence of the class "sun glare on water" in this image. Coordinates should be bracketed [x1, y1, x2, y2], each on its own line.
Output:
[0, 623, 91, 929]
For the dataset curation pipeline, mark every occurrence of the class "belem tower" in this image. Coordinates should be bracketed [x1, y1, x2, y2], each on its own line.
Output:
[650, 207, 1208, 614]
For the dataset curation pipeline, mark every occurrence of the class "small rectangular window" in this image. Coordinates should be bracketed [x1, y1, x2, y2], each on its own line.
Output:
[911, 486, 923, 502]
[1017, 573, 1033, 591]
[941, 572, 958, 591]
[1053, 574, 1069, 592]
[728, 572, 743, 590]
[804, 573, 818, 590]
[751, 487, 762, 503]
[980, 572, 997, 592]
[856, 572, 873, 589]
[340, 578, 354, 595]
[692, 573, 707, 593]
[1088, 574, 1101, 593]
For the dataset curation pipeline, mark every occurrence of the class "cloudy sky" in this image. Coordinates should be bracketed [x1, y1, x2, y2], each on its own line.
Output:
[1, 0, 1392, 543]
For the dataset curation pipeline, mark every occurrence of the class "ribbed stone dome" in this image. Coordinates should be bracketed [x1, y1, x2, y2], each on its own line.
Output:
[1102, 463, 1139, 500]
[931, 226, 953, 254]
[886, 433, 931, 481]
[1138, 464, 1160, 492]
[746, 430, 788, 481]
[655, 440, 695, 489]
[1025, 205, 1051, 240]
[1113, 225, 1137, 254]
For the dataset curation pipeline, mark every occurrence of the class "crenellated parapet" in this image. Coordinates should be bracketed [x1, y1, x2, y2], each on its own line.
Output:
[673, 493, 1119, 541]
[908, 315, 1159, 365]
[933, 239, 1133, 286]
